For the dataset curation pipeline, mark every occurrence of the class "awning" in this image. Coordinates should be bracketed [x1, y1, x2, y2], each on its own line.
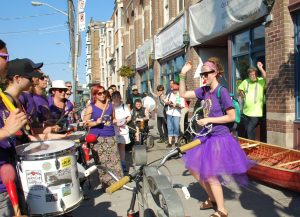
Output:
[189, 0, 267, 46]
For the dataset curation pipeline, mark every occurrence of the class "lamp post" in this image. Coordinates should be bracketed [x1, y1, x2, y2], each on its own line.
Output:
[31, 1, 78, 100]
[31, 1, 68, 16]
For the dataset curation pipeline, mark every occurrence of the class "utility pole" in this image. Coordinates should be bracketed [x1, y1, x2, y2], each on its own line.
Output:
[67, 0, 77, 100]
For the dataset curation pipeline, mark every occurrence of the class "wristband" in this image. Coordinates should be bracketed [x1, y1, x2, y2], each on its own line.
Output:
[179, 74, 186, 81]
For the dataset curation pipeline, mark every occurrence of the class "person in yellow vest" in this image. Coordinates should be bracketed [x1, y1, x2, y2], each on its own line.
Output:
[238, 61, 266, 140]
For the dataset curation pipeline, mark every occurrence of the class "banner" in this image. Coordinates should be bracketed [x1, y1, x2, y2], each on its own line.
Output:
[136, 39, 153, 69]
[78, 0, 86, 13]
[189, 0, 267, 46]
[79, 12, 85, 32]
[154, 15, 185, 59]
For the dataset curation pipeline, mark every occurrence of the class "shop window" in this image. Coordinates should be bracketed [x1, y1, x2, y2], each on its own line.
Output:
[140, 68, 154, 94]
[294, 14, 300, 120]
[160, 55, 185, 92]
[232, 25, 265, 94]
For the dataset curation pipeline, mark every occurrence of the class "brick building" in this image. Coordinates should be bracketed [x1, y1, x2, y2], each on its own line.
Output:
[86, 0, 300, 148]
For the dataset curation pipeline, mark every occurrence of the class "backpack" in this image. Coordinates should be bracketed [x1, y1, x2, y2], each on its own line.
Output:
[217, 86, 241, 126]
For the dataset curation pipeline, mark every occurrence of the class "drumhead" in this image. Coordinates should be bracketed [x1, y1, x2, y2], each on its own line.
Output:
[16, 140, 75, 160]
[143, 96, 156, 112]
[66, 131, 87, 141]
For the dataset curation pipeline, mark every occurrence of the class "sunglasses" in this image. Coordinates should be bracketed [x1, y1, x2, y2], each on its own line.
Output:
[158, 89, 164, 91]
[54, 89, 67, 93]
[39, 76, 46, 80]
[66, 86, 72, 88]
[0, 52, 9, 62]
[97, 91, 105, 96]
[200, 70, 215, 78]
[66, 93, 71, 96]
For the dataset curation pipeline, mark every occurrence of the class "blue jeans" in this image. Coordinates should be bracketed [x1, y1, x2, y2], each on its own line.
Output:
[0, 192, 14, 217]
[167, 115, 180, 137]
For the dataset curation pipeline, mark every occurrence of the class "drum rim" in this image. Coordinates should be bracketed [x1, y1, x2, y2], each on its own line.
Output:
[16, 139, 75, 160]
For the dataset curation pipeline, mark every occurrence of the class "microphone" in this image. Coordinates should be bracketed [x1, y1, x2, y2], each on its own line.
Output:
[0, 164, 21, 216]
[85, 134, 97, 144]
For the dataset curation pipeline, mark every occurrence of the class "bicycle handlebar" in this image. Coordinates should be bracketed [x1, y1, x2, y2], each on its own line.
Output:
[106, 176, 131, 194]
[105, 139, 201, 194]
[178, 139, 201, 153]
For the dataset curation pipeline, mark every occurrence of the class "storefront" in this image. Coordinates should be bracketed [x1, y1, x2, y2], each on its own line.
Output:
[189, 0, 268, 141]
[289, 0, 300, 148]
[155, 14, 186, 92]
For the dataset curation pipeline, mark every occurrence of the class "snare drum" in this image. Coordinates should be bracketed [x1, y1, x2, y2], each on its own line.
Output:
[15, 140, 83, 216]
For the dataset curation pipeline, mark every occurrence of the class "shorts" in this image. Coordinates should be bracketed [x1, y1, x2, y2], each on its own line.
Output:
[116, 133, 131, 144]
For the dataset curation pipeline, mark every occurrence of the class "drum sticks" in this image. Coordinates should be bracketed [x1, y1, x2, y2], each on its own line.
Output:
[0, 164, 22, 216]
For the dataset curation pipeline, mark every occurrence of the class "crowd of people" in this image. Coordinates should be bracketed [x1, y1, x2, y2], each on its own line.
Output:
[0, 37, 267, 217]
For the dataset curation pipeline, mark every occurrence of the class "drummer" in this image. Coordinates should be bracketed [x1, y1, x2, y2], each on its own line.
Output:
[0, 40, 28, 217]
[83, 85, 123, 190]
[48, 80, 74, 131]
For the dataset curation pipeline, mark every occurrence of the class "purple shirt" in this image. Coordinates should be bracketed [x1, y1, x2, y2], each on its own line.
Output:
[33, 94, 50, 123]
[90, 103, 115, 137]
[194, 85, 233, 135]
[0, 102, 16, 193]
[19, 92, 38, 124]
[48, 97, 73, 120]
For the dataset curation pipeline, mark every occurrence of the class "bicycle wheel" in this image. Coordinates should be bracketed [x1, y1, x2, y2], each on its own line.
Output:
[157, 188, 185, 217]
[146, 135, 154, 149]
[177, 136, 187, 147]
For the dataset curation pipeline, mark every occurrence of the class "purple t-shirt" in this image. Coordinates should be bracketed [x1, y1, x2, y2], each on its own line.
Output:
[19, 92, 38, 124]
[48, 97, 74, 120]
[90, 103, 115, 137]
[33, 94, 50, 123]
[0, 102, 16, 193]
[194, 85, 233, 135]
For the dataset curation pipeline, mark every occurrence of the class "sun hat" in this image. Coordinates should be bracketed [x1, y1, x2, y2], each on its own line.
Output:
[49, 80, 67, 92]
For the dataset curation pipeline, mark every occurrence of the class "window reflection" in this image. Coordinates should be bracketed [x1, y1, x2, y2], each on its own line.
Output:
[253, 26, 265, 49]
[234, 31, 249, 55]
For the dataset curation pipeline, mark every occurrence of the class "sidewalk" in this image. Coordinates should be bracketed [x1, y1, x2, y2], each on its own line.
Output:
[73, 120, 300, 217]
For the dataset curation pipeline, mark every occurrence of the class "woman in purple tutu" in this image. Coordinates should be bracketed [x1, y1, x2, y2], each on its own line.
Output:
[179, 57, 254, 217]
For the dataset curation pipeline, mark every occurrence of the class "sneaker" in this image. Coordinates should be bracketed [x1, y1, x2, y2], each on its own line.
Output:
[167, 143, 172, 148]
[157, 139, 164, 143]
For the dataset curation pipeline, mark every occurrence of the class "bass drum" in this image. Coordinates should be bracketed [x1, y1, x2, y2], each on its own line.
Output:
[15, 140, 83, 216]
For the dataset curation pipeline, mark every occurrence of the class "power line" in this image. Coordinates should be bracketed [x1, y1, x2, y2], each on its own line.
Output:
[0, 24, 68, 35]
[0, 12, 59, 21]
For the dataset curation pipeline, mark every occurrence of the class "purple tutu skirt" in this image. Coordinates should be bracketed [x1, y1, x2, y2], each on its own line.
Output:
[183, 133, 255, 185]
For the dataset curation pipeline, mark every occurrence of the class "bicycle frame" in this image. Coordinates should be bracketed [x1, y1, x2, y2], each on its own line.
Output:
[105, 140, 201, 217]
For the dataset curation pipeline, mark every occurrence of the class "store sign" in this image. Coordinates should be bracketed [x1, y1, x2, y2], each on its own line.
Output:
[136, 39, 153, 69]
[189, 0, 267, 46]
[155, 15, 185, 59]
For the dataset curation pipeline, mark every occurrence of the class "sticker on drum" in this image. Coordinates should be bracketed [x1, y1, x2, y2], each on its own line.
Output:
[44, 167, 72, 187]
[42, 162, 52, 171]
[62, 184, 72, 197]
[66, 131, 87, 141]
[26, 170, 43, 191]
[61, 156, 72, 168]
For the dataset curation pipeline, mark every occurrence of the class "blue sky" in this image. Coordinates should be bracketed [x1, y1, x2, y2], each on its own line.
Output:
[0, 0, 114, 85]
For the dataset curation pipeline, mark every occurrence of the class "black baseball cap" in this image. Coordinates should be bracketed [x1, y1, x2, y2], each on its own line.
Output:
[7, 59, 43, 78]
[23, 58, 43, 69]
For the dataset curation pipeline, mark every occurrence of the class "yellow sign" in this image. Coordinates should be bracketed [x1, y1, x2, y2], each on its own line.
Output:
[61, 157, 71, 168]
